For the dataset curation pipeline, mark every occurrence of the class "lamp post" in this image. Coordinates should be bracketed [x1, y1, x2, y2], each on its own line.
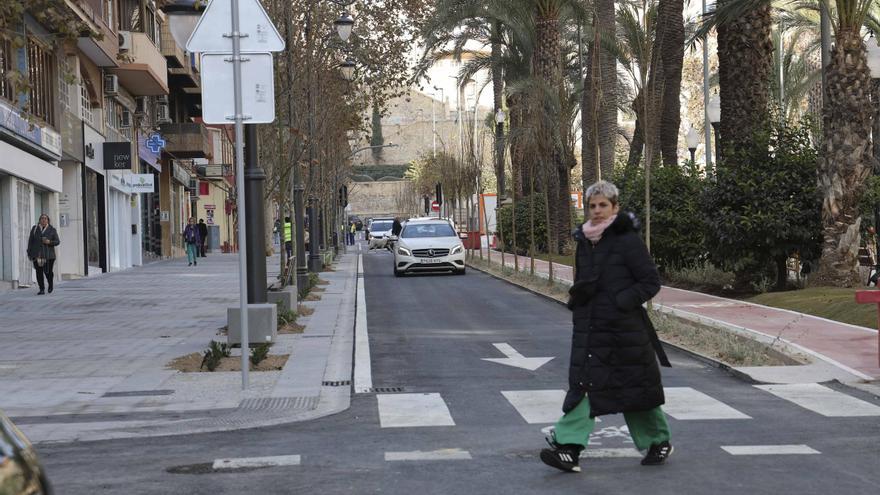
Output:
[432, 86, 444, 158]
[495, 108, 506, 199]
[866, 36, 880, 262]
[708, 94, 721, 168]
[685, 127, 700, 165]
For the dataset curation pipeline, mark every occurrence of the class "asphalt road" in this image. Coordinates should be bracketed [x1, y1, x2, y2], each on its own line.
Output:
[37, 248, 880, 494]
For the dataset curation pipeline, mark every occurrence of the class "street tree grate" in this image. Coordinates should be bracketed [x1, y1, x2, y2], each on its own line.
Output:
[369, 387, 405, 393]
[322, 380, 351, 387]
[102, 389, 175, 398]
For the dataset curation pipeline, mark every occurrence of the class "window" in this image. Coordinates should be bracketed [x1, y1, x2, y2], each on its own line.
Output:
[119, 0, 140, 31]
[58, 57, 72, 113]
[27, 36, 54, 125]
[0, 37, 13, 101]
[401, 223, 456, 239]
[104, 0, 114, 29]
[80, 80, 96, 127]
[144, 7, 160, 48]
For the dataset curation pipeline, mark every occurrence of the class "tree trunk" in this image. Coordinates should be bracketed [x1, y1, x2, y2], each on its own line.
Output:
[775, 256, 788, 291]
[814, 29, 876, 287]
[491, 21, 506, 199]
[716, 0, 773, 162]
[658, 0, 684, 167]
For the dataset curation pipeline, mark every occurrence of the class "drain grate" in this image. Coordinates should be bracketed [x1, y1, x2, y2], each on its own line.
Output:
[238, 396, 319, 411]
[102, 389, 175, 398]
[322, 380, 351, 387]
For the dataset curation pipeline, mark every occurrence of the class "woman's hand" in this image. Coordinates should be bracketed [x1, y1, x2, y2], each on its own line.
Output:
[42, 238, 51, 245]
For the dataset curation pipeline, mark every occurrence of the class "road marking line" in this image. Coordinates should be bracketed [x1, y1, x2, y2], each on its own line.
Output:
[581, 448, 643, 458]
[482, 343, 553, 371]
[377, 393, 455, 428]
[721, 445, 820, 456]
[354, 253, 373, 394]
[755, 383, 880, 417]
[212, 455, 301, 470]
[663, 387, 752, 420]
[385, 448, 472, 461]
[502, 390, 566, 424]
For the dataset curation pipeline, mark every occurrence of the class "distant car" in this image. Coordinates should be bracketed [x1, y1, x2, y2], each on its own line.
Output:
[0, 409, 52, 494]
[393, 218, 466, 276]
[368, 218, 396, 250]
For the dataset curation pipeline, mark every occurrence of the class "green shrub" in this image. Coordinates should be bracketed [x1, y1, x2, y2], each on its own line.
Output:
[496, 194, 548, 255]
[663, 260, 736, 292]
[250, 343, 272, 367]
[275, 301, 298, 328]
[200, 341, 230, 371]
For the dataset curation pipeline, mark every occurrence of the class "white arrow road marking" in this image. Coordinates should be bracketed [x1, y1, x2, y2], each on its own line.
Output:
[212, 455, 301, 470]
[482, 343, 553, 371]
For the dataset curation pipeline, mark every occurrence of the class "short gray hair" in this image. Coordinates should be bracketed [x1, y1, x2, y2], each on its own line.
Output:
[585, 180, 619, 206]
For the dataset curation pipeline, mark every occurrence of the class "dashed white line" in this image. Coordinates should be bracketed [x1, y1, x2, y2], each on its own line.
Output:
[663, 387, 752, 420]
[385, 449, 472, 461]
[212, 455, 301, 470]
[755, 383, 880, 417]
[354, 253, 373, 393]
[721, 445, 820, 456]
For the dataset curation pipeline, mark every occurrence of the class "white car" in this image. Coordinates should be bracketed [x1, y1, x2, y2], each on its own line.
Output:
[368, 218, 396, 250]
[393, 218, 466, 276]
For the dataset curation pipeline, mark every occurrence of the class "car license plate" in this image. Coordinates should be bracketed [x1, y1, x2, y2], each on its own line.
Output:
[420, 258, 442, 264]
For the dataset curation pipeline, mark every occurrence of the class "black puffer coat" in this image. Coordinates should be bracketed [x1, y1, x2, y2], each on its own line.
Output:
[563, 212, 670, 417]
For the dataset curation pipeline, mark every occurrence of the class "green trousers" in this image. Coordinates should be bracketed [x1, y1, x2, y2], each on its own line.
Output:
[554, 397, 671, 451]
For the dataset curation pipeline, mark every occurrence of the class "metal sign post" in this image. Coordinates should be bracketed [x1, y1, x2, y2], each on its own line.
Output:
[188, 0, 284, 390]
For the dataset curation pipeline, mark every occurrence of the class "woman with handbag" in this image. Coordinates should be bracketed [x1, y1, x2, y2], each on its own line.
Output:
[540, 181, 673, 473]
[183, 217, 201, 266]
[27, 214, 60, 295]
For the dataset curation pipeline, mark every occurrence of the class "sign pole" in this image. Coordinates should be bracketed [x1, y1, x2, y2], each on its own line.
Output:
[230, 0, 250, 390]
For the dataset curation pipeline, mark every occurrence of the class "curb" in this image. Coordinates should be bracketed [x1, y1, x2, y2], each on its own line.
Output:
[466, 260, 770, 384]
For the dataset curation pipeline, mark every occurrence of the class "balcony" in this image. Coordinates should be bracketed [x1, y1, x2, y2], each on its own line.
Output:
[159, 123, 211, 158]
[160, 21, 186, 69]
[170, 52, 201, 93]
[74, 0, 119, 67]
[111, 31, 168, 96]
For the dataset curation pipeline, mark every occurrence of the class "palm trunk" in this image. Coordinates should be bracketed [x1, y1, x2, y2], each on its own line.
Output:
[814, 29, 876, 287]
[658, 0, 684, 166]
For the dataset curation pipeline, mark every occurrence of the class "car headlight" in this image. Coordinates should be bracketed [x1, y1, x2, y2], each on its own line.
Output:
[450, 244, 463, 255]
[398, 246, 412, 256]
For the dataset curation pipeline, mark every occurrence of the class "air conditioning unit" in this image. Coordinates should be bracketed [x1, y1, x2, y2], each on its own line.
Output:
[120, 109, 132, 128]
[135, 96, 148, 115]
[118, 31, 133, 52]
[156, 94, 168, 104]
[156, 103, 171, 124]
[103, 74, 118, 95]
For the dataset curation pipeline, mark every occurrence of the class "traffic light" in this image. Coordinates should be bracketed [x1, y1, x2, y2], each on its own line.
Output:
[339, 185, 348, 207]
[435, 183, 443, 206]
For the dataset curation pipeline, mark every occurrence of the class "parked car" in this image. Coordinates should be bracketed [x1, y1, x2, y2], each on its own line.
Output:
[367, 218, 396, 250]
[0, 409, 52, 494]
[393, 218, 466, 276]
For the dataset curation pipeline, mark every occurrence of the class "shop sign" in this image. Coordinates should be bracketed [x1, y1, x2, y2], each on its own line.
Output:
[103, 142, 132, 170]
[173, 160, 193, 185]
[0, 99, 61, 157]
[138, 131, 161, 172]
[129, 173, 155, 193]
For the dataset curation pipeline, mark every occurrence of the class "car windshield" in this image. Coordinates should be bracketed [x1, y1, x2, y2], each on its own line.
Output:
[371, 221, 393, 231]
[401, 223, 456, 238]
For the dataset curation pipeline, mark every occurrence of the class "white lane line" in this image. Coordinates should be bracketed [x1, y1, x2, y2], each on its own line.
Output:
[212, 455, 301, 470]
[755, 383, 880, 417]
[354, 253, 373, 394]
[502, 390, 566, 424]
[663, 387, 752, 420]
[377, 393, 455, 428]
[581, 448, 643, 459]
[721, 445, 820, 456]
[385, 449, 472, 461]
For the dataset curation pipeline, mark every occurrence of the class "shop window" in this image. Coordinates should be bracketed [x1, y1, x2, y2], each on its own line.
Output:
[199, 181, 210, 196]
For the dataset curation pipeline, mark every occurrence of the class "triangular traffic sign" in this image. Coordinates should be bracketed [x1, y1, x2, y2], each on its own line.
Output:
[186, 0, 285, 53]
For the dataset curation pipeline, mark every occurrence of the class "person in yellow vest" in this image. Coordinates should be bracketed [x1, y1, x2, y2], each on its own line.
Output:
[349, 221, 357, 245]
[284, 216, 293, 259]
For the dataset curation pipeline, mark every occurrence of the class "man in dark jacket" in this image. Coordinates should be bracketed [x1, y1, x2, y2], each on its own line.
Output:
[27, 213, 60, 295]
[197, 219, 209, 257]
[183, 217, 201, 267]
[541, 181, 673, 473]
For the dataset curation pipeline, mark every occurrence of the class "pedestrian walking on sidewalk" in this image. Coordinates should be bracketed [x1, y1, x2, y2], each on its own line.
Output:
[27, 213, 60, 295]
[348, 221, 356, 245]
[540, 180, 673, 473]
[184, 217, 201, 266]
[284, 217, 293, 259]
[198, 219, 209, 257]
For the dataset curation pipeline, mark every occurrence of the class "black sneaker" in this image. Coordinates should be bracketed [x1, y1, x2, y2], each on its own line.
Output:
[540, 445, 582, 473]
[641, 441, 673, 465]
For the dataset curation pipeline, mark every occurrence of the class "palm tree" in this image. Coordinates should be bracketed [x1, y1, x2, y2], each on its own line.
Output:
[582, 0, 618, 184]
[813, 0, 877, 286]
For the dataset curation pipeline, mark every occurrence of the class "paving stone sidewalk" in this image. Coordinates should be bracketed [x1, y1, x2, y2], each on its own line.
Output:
[0, 251, 358, 443]
[475, 249, 880, 386]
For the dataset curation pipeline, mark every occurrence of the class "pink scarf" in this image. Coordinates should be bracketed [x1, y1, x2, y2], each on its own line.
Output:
[582, 215, 616, 243]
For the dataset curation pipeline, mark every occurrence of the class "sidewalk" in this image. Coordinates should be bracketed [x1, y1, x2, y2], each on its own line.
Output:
[475, 249, 880, 384]
[0, 251, 358, 444]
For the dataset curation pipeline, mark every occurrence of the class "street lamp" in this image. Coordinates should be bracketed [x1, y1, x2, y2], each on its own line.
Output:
[340, 58, 357, 81]
[708, 94, 721, 166]
[495, 108, 506, 198]
[685, 126, 700, 164]
[163, 1, 205, 48]
[334, 12, 355, 43]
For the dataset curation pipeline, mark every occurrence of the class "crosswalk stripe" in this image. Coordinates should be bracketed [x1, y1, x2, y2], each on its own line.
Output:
[581, 448, 642, 458]
[385, 449, 472, 461]
[663, 387, 752, 420]
[754, 383, 880, 417]
[377, 393, 455, 428]
[502, 390, 566, 424]
[721, 445, 820, 456]
[212, 455, 301, 470]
